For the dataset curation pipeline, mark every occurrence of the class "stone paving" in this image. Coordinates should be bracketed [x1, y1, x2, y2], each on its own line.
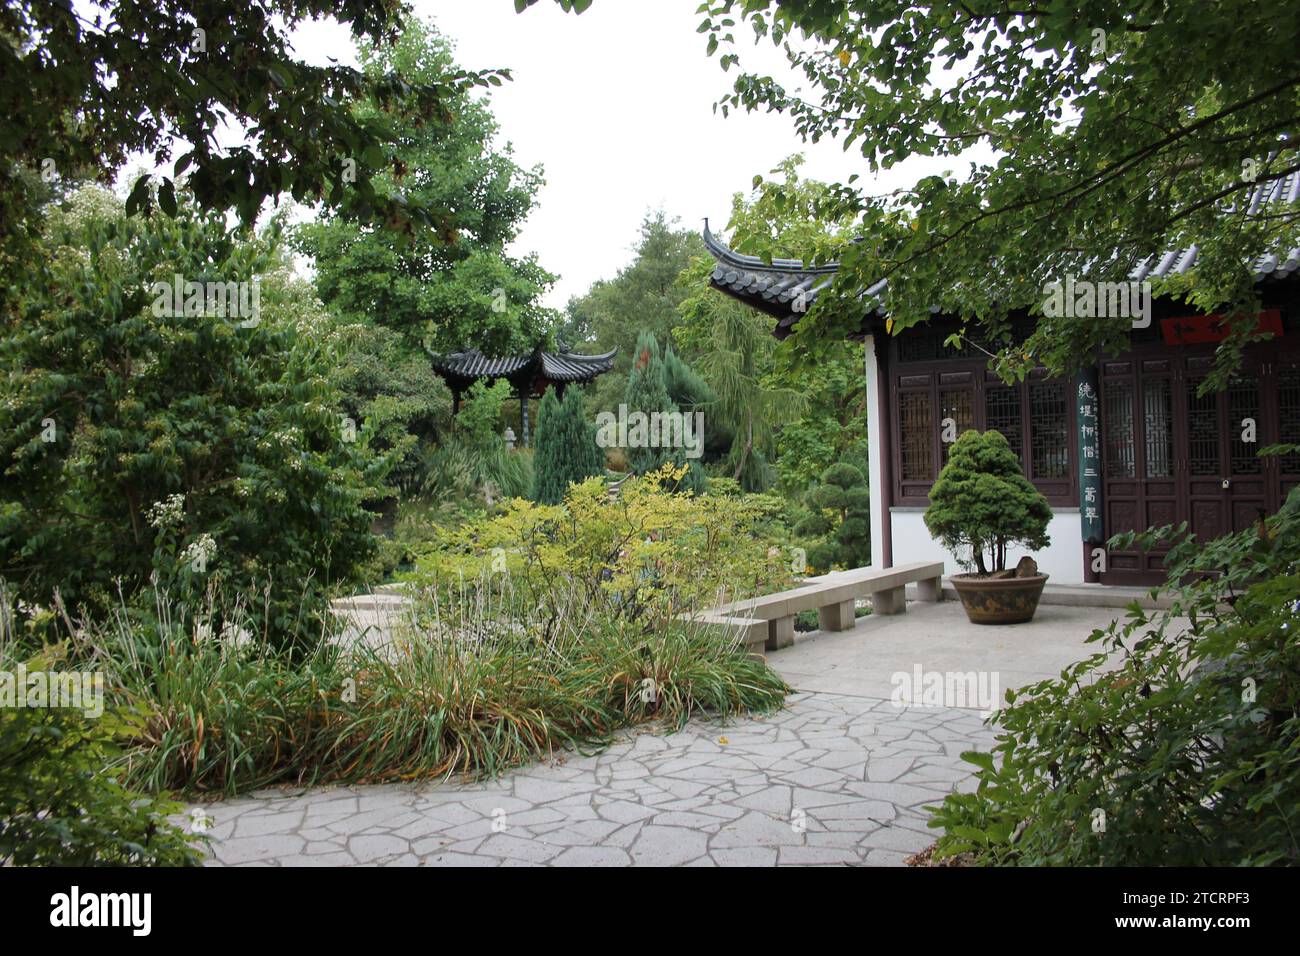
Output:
[194, 600, 1127, 866]
[192, 689, 993, 867]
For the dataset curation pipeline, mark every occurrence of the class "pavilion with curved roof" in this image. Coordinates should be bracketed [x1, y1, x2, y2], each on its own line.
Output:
[431, 345, 616, 446]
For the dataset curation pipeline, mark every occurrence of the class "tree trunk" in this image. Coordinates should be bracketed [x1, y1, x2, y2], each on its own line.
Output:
[731, 417, 753, 482]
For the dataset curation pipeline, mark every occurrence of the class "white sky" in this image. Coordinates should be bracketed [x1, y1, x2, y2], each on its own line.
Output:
[288, 0, 984, 310]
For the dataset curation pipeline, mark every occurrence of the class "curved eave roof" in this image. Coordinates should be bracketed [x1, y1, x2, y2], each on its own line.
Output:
[704, 169, 1300, 338]
[431, 351, 531, 379]
[703, 222, 843, 337]
[431, 348, 617, 386]
[540, 349, 617, 381]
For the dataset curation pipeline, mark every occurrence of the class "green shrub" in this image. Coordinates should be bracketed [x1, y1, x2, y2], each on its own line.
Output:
[455, 379, 514, 447]
[532, 387, 604, 504]
[329, 322, 452, 497]
[0, 186, 387, 653]
[794, 461, 871, 572]
[0, 637, 202, 865]
[362, 496, 488, 583]
[924, 429, 1051, 573]
[414, 465, 793, 623]
[927, 485, 1300, 866]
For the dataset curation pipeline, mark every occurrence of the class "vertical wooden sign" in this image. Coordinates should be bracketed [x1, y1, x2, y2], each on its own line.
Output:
[1077, 369, 1104, 544]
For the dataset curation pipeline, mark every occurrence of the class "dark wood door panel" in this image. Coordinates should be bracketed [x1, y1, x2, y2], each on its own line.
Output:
[1101, 345, 1297, 586]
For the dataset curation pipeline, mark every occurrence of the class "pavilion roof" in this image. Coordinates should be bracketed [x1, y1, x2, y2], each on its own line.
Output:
[431, 346, 617, 392]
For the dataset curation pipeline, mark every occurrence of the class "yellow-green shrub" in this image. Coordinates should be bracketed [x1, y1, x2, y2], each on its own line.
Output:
[410, 464, 795, 625]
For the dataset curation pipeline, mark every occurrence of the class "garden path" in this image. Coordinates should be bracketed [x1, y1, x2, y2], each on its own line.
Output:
[193, 601, 1124, 866]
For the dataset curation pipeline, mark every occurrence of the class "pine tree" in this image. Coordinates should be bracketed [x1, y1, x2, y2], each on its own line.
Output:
[624, 332, 673, 475]
[623, 332, 706, 494]
[531, 387, 604, 505]
[924, 429, 1052, 573]
[796, 462, 872, 572]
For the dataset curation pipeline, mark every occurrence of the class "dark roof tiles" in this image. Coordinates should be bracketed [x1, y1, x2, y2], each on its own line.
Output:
[705, 168, 1300, 336]
[431, 347, 617, 387]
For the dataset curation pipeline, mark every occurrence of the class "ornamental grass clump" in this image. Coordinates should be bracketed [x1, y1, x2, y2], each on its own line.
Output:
[66, 471, 791, 797]
[0, 595, 204, 866]
[924, 429, 1051, 573]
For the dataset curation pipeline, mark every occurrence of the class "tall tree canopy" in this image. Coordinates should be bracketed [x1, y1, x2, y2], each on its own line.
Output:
[696, 1, 1300, 384]
[675, 156, 865, 493]
[564, 212, 705, 412]
[294, 17, 557, 356]
[0, 0, 523, 247]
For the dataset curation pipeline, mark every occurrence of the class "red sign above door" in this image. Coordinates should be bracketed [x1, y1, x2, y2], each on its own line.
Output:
[1160, 309, 1283, 345]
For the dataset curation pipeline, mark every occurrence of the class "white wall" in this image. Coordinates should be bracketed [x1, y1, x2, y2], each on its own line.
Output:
[889, 508, 1086, 583]
[863, 336, 888, 570]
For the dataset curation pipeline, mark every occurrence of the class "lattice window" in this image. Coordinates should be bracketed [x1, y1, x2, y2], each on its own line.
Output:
[1104, 380, 1136, 478]
[1280, 370, 1300, 474]
[897, 329, 976, 362]
[1186, 383, 1220, 476]
[898, 333, 941, 363]
[1029, 382, 1069, 480]
[899, 392, 933, 481]
[940, 388, 974, 463]
[1143, 378, 1173, 478]
[984, 384, 1023, 464]
[1228, 378, 1262, 475]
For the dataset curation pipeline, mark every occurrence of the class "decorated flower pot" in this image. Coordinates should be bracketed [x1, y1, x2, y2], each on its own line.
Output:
[950, 571, 1049, 624]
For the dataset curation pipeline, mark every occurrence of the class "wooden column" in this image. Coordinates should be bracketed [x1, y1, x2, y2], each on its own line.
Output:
[519, 388, 530, 448]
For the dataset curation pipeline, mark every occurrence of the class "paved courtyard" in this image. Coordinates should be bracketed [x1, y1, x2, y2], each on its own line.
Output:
[193, 600, 1128, 866]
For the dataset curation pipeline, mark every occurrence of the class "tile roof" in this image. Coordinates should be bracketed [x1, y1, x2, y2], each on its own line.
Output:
[432, 351, 531, 379]
[703, 222, 843, 339]
[705, 169, 1300, 337]
[431, 347, 617, 387]
[1134, 170, 1300, 281]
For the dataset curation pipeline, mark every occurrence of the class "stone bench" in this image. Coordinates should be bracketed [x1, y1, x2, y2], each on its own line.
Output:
[702, 561, 945, 652]
[681, 611, 770, 658]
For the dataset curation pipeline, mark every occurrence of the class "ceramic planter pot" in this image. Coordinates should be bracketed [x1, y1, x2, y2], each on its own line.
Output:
[950, 572, 1049, 624]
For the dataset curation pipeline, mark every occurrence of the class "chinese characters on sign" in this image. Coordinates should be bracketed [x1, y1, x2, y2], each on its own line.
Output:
[1077, 371, 1104, 543]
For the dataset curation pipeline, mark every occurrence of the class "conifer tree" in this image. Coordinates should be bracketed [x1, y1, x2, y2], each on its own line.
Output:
[622, 332, 706, 494]
[531, 387, 604, 505]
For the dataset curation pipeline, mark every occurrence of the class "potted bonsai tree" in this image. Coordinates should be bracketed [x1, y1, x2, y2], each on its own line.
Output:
[924, 429, 1053, 624]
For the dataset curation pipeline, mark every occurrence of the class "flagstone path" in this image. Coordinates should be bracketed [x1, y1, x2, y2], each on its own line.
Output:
[192, 690, 992, 867]
[193, 601, 1124, 866]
